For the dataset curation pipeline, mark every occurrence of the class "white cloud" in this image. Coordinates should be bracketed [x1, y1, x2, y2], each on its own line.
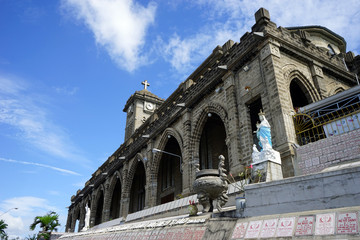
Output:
[0, 75, 88, 164]
[61, 0, 157, 72]
[54, 86, 79, 96]
[0, 157, 81, 176]
[0, 197, 60, 238]
[160, 0, 360, 75]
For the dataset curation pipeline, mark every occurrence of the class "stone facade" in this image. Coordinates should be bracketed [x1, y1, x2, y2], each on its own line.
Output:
[65, 8, 359, 232]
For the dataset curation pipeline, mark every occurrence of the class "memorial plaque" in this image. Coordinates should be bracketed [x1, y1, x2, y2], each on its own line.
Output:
[315, 213, 335, 235]
[231, 222, 248, 239]
[244, 220, 262, 239]
[295, 216, 314, 236]
[337, 212, 358, 234]
[172, 228, 185, 240]
[192, 227, 206, 240]
[183, 227, 195, 239]
[259, 219, 278, 238]
[276, 217, 295, 237]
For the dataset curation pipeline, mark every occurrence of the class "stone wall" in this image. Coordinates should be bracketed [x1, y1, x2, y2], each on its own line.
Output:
[295, 128, 360, 175]
[244, 165, 360, 217]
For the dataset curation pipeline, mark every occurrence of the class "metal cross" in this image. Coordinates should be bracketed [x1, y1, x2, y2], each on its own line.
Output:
[141, 80, 150, 90]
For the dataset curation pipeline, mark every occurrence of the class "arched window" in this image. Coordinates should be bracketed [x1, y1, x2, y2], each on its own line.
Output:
[94, 190, 104, 225]
[290, 79, 310, 110]
[157, 136, 182, 205]
[110, 179, 121, 220]
[129, 162, 146, 213]
[199, 113, 228, 170]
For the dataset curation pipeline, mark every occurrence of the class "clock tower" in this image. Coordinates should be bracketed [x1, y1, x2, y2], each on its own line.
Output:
[123, 81, 164, 141]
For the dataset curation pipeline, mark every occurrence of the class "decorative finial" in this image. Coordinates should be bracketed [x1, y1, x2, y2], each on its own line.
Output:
[141, 80, 150, 90]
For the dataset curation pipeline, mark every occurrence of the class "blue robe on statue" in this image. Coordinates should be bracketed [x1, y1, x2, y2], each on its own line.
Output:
[256, 116, 272, 151]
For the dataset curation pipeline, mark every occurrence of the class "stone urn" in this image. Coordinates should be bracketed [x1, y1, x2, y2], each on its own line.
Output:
[193, 155, 229, 212]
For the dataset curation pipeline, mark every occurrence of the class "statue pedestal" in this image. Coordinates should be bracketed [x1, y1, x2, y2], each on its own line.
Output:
[252, 149, 283, 182]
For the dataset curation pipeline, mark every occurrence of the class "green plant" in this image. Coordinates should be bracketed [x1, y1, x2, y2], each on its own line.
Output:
[0, 220, 8, 240]
[229, 165, 263, 192]
[25, 234, 37, 240]
[29, 211, 60, 240]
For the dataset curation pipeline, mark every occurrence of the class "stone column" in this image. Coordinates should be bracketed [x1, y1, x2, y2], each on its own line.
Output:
[259, 40, 295, 177]
[65, 212, 72, 232]
[102, 181, 110, 222]
[79, 204, 85, 232]
[89, 192, 96, 228]
[182, 109, 193, 194]
[120, 162, 130, 217]
[310, 61, 326, 98]
[70, 210, 77, 233]
[223, 71, 243, 174]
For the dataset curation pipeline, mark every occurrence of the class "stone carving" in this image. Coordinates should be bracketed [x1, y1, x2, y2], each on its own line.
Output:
[193, 155, 229, 212]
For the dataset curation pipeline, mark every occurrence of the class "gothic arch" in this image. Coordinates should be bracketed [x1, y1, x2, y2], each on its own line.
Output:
[152, 128, 184, 175]
[103, 171, 123, 221]
[90, 184, 105, 226]
[191, 102, 229, 159]
[125, 156, 147, 213]
[123, 155, 146, 196]
[284, 68, 321, 105]
[329, 86, 345, 96]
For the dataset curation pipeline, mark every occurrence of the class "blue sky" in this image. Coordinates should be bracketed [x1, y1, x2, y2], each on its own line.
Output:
[0, 0, 359, 238]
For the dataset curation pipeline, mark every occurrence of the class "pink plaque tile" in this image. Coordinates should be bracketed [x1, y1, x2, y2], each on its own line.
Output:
[149, 229, 161, 240]
[244, 220, 262, 239]
[231, 222, 248, 239]
[315, 213, 335, 235]
[183, 227, 195, 239]
[192, 227, 206, 240]
[337, 212, 358, 234]
[295, 216, 314, 236]
[260, 219, 278, 238]
[171, 228, 185, 240]
[276, 217, 295, 237]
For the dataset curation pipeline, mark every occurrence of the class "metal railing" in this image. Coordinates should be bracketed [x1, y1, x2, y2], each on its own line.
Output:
[294, 101, 360, 146]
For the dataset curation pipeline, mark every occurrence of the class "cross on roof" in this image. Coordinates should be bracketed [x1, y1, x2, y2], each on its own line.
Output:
[141, 80, 150, 90]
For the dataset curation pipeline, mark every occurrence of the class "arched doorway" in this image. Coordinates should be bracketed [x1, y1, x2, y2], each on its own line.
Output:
[94, 190, 104, 225]
[129, 162, 146, 213]
[290, 79, 311, 111]
[199, 113, 229, 170]
[110, 178, 121, 220]
[157, 136, 182, 205]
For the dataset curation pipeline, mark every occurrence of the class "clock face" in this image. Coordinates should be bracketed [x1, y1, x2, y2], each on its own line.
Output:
[146, 102, 154, 110]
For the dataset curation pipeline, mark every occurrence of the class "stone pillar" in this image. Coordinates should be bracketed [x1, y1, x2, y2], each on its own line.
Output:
[120, 162, 129, 217]
[65, 212, 72, 232]
[79, 204, 85, 232]
[223, 71, 243, 174]
[103, 181, 111, 222]
[70, 210, 77, 233]
[89, 192, 96, 228]
[182, 109, 193, 194]
[310, 62, 326, 98]
[259, 40, 296, 177]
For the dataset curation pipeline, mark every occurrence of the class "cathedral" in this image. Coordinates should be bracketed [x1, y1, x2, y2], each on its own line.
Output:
[65, 8, 359, 232]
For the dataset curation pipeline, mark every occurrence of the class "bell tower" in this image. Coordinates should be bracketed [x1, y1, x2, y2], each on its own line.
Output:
[123, 81, 164, 141]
